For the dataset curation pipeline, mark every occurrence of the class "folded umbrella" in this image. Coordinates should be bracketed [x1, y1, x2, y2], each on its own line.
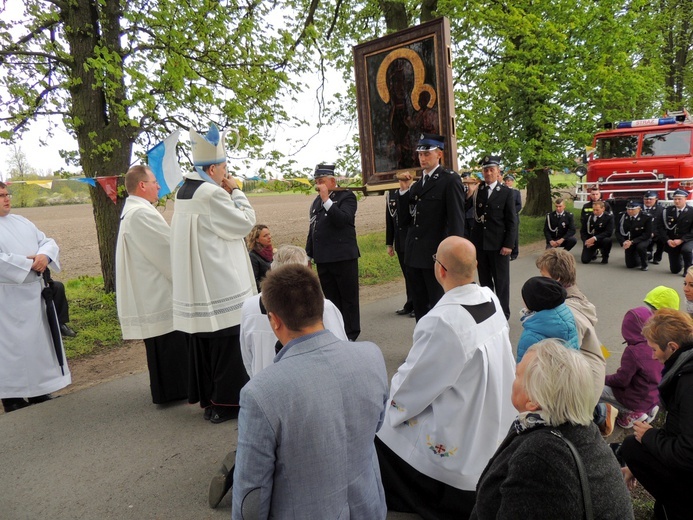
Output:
[40, 270, 65, 375]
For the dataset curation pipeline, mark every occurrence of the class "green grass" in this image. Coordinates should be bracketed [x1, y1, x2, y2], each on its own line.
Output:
[62, 276, 123, 358]
[358, 231, 405, 285]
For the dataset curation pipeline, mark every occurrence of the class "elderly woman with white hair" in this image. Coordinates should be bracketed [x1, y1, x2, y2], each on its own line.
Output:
[470, 339, 633, 519]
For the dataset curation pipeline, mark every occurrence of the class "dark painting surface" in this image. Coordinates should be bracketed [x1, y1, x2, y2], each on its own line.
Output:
[366, 36, 440, 172]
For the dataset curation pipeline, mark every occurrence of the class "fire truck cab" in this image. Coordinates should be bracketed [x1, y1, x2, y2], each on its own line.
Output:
[575, 109, 693, 213]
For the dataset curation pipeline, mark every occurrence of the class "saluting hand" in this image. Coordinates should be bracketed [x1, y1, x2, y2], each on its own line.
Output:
[317, 183, 330, 203]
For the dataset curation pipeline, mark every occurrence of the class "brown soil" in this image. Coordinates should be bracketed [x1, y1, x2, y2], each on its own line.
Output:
[13, 193, 392, 396]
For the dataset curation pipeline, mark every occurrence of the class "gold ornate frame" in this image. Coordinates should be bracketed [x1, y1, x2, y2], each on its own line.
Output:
[353, 17, 457, 187]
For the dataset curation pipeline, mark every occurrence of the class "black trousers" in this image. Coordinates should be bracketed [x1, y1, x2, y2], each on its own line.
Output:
[545, 236, 577, 251]
[407, 266, 444, 321]
[648, 237, 666, 262]
[580, 237, 612, 264]
[50, 280, 69, 325]
[316, 259, 360, 341]
[476, 249, 510, 319]
[187, 326, 248, 409]
[395, 251, 414, 312]
[144, 331, 189, 404]
[624, 239, 651, 268]
[375, 437, 475, 520]
[620, 435, 693, 520]
[666, 241, 693, 274]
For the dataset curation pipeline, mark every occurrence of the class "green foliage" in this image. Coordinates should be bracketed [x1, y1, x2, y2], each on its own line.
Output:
[62, 276, 123, 358]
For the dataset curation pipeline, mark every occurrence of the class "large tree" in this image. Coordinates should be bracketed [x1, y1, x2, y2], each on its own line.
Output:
[0, 0, 316, 291]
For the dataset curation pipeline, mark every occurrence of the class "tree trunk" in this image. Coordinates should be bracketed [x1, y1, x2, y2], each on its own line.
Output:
[60, 0, 134, 292]
[421, 0, 438, 22]
[523, 168, 553, 216]
[379, 1, 409, 31]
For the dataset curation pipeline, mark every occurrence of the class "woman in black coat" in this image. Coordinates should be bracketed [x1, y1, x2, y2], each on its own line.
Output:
[246, 224, 273, 291]
[621, 308, 693, 520]
[470, 339, 633, 520]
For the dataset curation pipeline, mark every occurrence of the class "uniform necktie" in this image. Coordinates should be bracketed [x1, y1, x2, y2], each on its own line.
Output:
[677, 209, 681, 218]
[422, 174, 429, 186]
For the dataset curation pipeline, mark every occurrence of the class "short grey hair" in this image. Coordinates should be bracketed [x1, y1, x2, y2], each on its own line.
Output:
[523, 339, 593, 426]
[271, 245, 309, 270]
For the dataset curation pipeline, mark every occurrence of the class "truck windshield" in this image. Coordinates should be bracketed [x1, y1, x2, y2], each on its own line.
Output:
[594, 135, 638, 159]
[641, 130, 691, 157]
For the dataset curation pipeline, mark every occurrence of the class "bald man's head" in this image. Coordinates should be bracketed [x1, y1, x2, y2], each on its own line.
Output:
[436, 237, 477, 289]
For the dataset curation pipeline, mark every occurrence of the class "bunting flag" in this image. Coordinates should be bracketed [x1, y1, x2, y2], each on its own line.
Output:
[585, 145, 596, 155]
[289, 177, 312, 186]
[25, 180, 54, 189]
[147, 130, 183, 198]
[96, 176, 119, 204]
[76, 177, 97, 187]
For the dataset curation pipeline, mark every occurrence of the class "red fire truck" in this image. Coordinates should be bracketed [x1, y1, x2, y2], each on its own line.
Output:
[575, 109, 693, 213]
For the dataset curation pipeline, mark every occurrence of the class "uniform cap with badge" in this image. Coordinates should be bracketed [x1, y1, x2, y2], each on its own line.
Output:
[673, 188, 690, 198]
[314, 164, 336, 178]
[479, 155, 501, 168]
[626, 200, 642, 209]
[644, 190, 658, 199]
[503, 174, 515, 181]
[416, 133, 445, 151]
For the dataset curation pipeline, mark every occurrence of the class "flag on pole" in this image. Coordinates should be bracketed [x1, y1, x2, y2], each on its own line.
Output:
[147, 130, 183, 198]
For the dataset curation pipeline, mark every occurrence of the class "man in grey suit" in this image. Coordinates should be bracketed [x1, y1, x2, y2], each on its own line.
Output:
[232, 264, 389, 519]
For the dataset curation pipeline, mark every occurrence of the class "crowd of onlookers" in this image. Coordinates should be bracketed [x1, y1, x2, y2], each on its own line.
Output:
[6, 124, 693, 519]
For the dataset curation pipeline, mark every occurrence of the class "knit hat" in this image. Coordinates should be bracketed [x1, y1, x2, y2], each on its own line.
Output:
[643, 286, 680, 310]
[522, 277, 567, 312]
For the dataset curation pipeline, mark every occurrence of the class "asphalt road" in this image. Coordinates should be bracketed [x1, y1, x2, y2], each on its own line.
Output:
[0, 242, 680, 519]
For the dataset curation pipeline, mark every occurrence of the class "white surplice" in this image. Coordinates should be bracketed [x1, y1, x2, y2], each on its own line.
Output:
[115, 196, 174, 339]
[0, 214, 71, 398]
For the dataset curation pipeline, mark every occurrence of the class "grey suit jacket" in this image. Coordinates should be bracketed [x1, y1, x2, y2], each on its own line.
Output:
[232, 330, 389, 519]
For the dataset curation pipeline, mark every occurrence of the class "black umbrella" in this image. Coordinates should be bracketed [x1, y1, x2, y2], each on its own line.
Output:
[40, 270, 65, 375]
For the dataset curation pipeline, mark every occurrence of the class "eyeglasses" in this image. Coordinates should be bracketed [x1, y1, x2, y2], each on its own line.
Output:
[432, 254, 447, 272]
[0, 193, 11, 199]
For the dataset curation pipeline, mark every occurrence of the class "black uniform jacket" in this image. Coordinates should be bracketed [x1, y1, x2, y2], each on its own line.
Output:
[401, 166, 466, 269]
[385, 189, 409, 255]
[306, 189, 360, 264]
[662, 205, 693, 242]
[580, 212, 614, 241]
[466, 182, 517, 251]
[616, 212, 652, 245]
[580, 199, 612, 226]
[642, 203, 665, 240]
[544, 211, 576, 242]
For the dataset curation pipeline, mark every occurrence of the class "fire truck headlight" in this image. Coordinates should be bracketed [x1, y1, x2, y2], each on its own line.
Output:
[575, 166, 587, 178]
[598, 177, 605, 183]
[658, 173, 665, 179]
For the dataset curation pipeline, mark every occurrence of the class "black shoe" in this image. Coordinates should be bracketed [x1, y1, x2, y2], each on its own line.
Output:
[641, 266, 649, 271]
[409, 311, 416, 318]
[651, 260, 660, 265]
[60, 324, 77, 337]
[209, 451, 235, 508]
[601, 258, 609, 264]
[647, 252, 653, 261]
[203, 407, 213, 421]
[27, 394, 53, 404]
[210, 406, 239, 424]
[395, 308, 410, 315]
[510, 256, 518, 261]
[2, 398, 30, 413]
